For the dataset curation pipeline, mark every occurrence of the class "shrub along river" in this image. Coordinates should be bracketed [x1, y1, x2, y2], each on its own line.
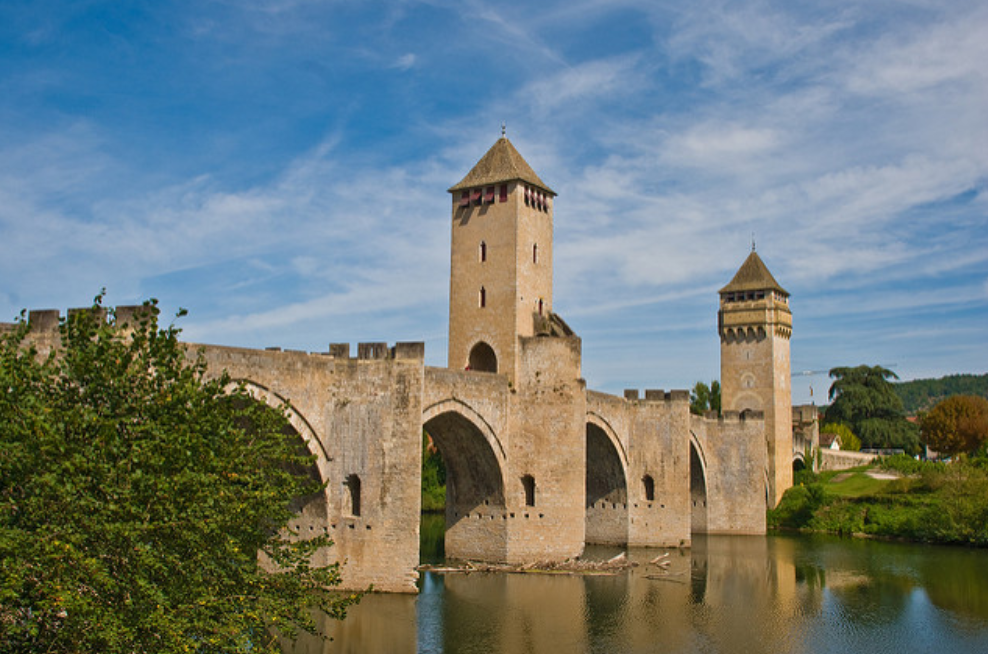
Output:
[290, 514, 988, 653]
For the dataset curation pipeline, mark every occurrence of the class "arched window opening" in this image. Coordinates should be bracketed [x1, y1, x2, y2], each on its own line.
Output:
[521, 475, 536, 507]
[479, 241, 487, 262]
[345, 474, 361, 517]
[479, 287, 486, 308]
[642, 475, 655, 502]
[468, 342, 497, 373]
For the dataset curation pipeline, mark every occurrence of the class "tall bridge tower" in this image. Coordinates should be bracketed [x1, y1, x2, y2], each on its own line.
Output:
[446, 135, 556, 383]
[718, 249, 793, 507]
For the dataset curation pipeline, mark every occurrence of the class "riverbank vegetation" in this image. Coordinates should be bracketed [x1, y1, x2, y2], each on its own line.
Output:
[0, 298, 356, 654]
[769, 455, 988, 546]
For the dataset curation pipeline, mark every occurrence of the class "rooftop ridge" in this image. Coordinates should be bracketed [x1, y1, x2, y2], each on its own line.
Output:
[448, 137, 554, 194]
[719, 251, 787, 295]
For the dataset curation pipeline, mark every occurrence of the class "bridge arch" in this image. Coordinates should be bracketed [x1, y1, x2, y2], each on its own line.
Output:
[585, 412, 629, 545]
[689, 432, 709, 534]
[231, 380, 332, 484]
[586, 412, 629, 471]
[231, 380, 332, 546]
[422, 398, 508, 561]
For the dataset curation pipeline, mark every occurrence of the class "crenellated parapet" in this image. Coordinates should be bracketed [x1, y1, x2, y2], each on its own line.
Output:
[621, 388, 690, 404]
[328, 342, 426, 361]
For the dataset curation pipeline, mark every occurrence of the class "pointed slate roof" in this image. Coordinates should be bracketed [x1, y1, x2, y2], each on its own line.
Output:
[448, 137, 555, 194]
[720, 251, 788, 295]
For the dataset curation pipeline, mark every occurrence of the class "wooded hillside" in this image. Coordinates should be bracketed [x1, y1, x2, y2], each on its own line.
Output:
[894, 373, 988, 414]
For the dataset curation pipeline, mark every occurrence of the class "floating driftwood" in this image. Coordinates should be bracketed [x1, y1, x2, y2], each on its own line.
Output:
[418, 554, 638, 577]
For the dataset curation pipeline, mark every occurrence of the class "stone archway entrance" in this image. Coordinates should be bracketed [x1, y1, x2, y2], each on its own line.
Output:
[468, 341, 497, 373]
[585, 422, 628, 545]
[423, 409, 507, 562]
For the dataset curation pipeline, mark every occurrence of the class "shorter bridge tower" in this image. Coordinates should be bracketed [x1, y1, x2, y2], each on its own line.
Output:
[447, 134, 556, 383]
[718, 249, 793, 507]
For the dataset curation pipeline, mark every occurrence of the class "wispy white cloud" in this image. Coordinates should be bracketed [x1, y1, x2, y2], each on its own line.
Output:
[1, 0, 986, 400]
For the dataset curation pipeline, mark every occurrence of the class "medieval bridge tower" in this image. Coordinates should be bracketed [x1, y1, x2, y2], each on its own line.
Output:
[446, 135, 558, 382]
[718, 250, 793, 507]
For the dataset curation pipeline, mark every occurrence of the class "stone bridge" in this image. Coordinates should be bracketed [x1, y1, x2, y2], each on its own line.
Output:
[10, 136, 784, 594]
[193, 332, 767, 593]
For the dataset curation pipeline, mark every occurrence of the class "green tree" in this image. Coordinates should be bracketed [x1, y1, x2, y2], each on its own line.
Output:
[921, 395, 988, 456]
[0, 298, 356, 654]
[825, 365, 919, 454]
[819, 422, 862, 451]
[690, 380, 721, 416]
[421, 431, 447, 512]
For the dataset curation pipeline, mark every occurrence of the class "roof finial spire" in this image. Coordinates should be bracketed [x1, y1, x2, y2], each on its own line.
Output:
[501, 121, 506, 138]
[751, 232, 757, 252]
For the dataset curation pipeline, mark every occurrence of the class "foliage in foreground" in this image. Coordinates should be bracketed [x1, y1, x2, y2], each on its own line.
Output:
[0, 298, 357, 654]
[769, 457, 988, 546]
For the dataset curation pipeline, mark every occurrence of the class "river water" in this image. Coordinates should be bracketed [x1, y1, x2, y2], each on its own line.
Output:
[292, 515, 988, 653]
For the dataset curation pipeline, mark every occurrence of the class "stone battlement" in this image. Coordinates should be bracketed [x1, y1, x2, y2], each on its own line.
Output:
[0, 304, 161, 334]
[622, 389, 690, 403]
[1, 306, 426, 363]
[328, 342, 426, 361]
[699, 409, 765, 423]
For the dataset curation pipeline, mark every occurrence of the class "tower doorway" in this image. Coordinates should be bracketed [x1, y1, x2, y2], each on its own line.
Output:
[468, 342, 497, 373]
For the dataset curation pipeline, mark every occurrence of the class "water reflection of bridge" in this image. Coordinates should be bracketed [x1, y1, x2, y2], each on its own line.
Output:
[307, 536, 988, 653]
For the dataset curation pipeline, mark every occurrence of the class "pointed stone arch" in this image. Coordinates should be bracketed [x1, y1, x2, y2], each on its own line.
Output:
[231, 380, 332, 484]
[585, 412, 629, 545]
[230, 379, 332, 552]
[422, 398, 509, 561]
[689, 432, 709, 534]
[422, 398, 507, 466]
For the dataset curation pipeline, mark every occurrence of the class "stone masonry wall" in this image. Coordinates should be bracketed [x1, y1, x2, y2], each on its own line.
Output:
[690, 411, 768, 535]
[195, 342, 426, 593]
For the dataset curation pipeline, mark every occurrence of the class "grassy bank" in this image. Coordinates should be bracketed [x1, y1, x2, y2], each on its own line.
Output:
[769, 455, 988, 546]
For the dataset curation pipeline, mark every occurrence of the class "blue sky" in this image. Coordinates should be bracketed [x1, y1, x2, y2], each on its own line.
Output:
[1, 0, 986, 405]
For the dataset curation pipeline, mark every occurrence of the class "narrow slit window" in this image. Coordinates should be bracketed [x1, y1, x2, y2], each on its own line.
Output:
[345, 474, 361, 517]
[479, 287, 486, 308]
[533, 243, 538, 264]
[643, 475, 655, 502]
[480, 241, 487, 262]
[521, 475, 536, 507]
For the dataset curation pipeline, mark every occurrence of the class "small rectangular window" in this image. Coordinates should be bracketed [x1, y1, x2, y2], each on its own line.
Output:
[499, 184, 508, 202]
[459, 191, 470, 207]
[471, 189, 481, 204]
[484, 187, 495, 203]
